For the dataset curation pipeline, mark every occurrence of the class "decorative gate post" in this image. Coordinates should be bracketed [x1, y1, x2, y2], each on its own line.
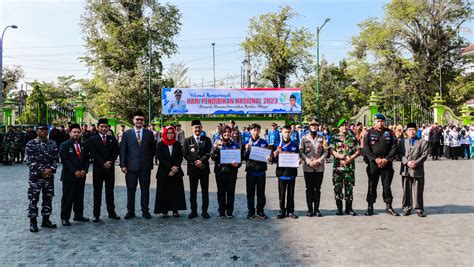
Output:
[431, 93, 445, 125]
[2, 96, 16, 126]
[460, 104, 473, 126]
[74, 95, 85, 125]
[368, 92, 381, 126]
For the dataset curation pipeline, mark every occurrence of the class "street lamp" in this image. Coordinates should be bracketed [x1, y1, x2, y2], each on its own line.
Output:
[146, 20, 152, 124]
[212, 43, 216, 88]
[316, 18, 330, 123]
[0, 25, 18, 109]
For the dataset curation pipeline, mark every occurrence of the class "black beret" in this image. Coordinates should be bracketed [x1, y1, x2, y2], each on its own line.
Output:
[37, 124, 48, 130]
[133, 110, 145, 118]
[406, 122, 417, 129]
[70, 123, 81, 130]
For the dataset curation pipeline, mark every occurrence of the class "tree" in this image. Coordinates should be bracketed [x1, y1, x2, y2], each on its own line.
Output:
[2, 65, 24, 100]
[165, 62, 189, 88]
[351, 0, 472, 109]
[80, 0, 182, 120]
[241, 6, 314, 88]
[19, 82, 47, 124]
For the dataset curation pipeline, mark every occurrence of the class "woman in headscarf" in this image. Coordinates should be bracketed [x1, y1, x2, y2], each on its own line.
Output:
[211, 125, 241, 219]
[154, 126, 186, 218]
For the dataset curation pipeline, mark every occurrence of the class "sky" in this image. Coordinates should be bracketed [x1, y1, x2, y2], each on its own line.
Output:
[1, 0, 473, 90]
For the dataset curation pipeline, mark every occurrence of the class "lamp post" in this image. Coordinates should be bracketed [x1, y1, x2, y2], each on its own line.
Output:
[212, 43, 216, 88]
[0, 25, 18, 109]
[147, 20, 152, 125]
[316, 18, 329, 123]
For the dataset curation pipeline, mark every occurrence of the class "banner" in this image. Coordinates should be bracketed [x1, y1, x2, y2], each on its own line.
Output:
[162, 88, 302, 115]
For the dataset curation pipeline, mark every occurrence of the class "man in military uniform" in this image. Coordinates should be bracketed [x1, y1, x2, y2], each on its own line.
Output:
[363, 113, 399, 216]
[167, 89, 187, 113]
[329, 118, 361, 216]
[25, 124, 59, 232]
[3, 125, 16, 165]
[14, 125, 27, 163]
[0, 126, 5, 163]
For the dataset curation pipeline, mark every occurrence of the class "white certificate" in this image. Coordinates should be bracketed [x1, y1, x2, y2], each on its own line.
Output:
[249, 146, 271, 162]
[278, 152, 300, 168]
[220, 149, 241, 164]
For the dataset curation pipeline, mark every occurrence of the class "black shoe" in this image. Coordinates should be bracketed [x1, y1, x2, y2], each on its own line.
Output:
[124, 212, 136, 220]
[92, 217, 101, 223]
[402, 210, 411, 216]
[218, 213, 227, 219]
[365, 203, 374, 216]
[277, 210, 286, 219]
[173, 212, 180, 218]
[188, 212, 198, 219]
[307, 211, 315, 217]
[41, 216, 57, 228]
[345, 201, 357, 216]
[108, 213, 121, 220]
[226, 213, 234, 219]
[256, 211, 268, 220]
[202, 212, 210, 219]
[386, 204, 400, 216]
[62, 219, 71, 226]
[314, 210, 323, 217]
[416, 211, 426, 217]
[30, 218, 38, 232]
[247, 212, 256, 219]
[162, 213, 169, 219]
[142, 211, 152, 219]
[336, 200, 343, 216]
[288, 213, 298, 219]
[73, 216, 90, 222]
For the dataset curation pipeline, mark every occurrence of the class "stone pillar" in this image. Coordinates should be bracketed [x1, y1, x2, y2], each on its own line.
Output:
[74, 95, 85, 125]
[431, 93, 445, 125]
[368, 92, 381, 126]
[2, 97, 16, 126]
[460, 104, 472, 126]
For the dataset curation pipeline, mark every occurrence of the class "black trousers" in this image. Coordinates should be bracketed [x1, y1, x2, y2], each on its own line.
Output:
[431, 141, 440, 158]
[215, 172, 237, 215]
[303, 172, 324, 212]
[189, 174, 209, 213]
[125, 169, 151, 213]
[366, 162, 394, 204]
[246, 173, 266, 214]
[61, 177, 86, 220]
[93, 167, 116, 217]
[278, 179, 295, 214]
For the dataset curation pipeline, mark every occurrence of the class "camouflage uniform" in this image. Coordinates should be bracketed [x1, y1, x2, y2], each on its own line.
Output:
[14, 127, 26, 163]
[0, 130, 4, 163]
[25, 137, 59, 218]
[329, 130, 360, 201]
[3, 128, 16, 165]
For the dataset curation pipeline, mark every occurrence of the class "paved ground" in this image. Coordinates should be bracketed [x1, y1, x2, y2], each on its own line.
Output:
[0, 158, 473, 265]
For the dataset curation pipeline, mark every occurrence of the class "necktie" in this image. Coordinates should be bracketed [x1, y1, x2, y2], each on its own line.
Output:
[74, 141, 81, 160]
[102, 135, 106, 145]
[137, 130, 141, 145]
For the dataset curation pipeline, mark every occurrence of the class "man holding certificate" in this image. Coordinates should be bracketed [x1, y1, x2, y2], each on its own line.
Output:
[272, 125, 300, 219]
[211, 126, 241, 219]
[242, 123, 271, 220]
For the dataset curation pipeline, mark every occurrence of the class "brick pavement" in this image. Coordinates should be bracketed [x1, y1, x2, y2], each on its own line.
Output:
[0, 159, 473, 265]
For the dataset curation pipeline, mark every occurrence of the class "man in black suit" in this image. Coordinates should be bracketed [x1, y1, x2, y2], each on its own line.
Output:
[183, 119, 212, 219]
[120, 110, 156, 219]
[89, 118, 120, 222]
[59, 123, 90, 226]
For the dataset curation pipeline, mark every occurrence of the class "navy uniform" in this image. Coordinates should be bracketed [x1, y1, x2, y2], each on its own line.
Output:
[25, 124, 59, 232]
[3, 126, 16, 165]
[15, 126, 27, 163]
[0, 128, 5, 163]
[363, 114, 399, 216]
[273, 136, 300, 219]
[242, 124, 270, 219]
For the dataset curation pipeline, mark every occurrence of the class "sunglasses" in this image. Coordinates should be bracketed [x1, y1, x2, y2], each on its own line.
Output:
[135, 118, 144, 121]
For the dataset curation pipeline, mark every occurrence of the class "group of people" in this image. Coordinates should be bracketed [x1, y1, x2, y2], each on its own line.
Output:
[23, 110, 472, 233]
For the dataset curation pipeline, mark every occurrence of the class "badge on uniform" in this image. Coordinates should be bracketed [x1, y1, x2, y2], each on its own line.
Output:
[191, 148, 195, 152]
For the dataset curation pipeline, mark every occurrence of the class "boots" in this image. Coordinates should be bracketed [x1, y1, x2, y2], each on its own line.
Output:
[345, 200, 357, 216]
[336, 200, 343, 216]
[365, 203, 374, 216]
[41, 215, 57, 228]
[386, 204, 400, 216]
[30, 218, 38, 233]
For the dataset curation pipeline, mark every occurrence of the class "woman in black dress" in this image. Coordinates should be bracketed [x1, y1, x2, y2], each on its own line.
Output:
[154, 126, 186, 218]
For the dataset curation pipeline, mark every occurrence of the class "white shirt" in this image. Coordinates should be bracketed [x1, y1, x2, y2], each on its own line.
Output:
[134, 127, 143, 141]
[194, 135, 201, 145]
[168, 145, 173, 156]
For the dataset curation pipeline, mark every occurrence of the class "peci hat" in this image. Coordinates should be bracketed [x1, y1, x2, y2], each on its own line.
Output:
[191, 119, 202, 126]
